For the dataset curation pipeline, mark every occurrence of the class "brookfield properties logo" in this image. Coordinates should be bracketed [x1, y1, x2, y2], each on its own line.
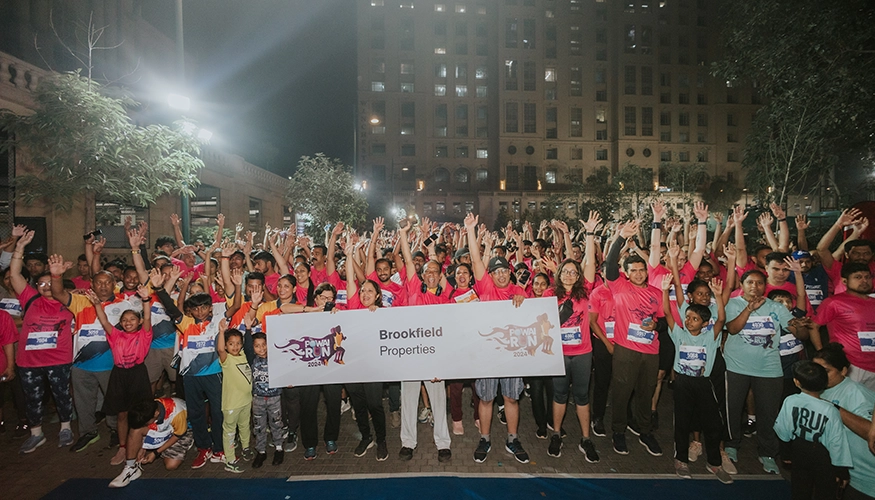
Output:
[275, 325, 347, 366]
[479, 313, 556, 356]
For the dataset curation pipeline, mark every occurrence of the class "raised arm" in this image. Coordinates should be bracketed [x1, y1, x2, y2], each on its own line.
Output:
[9, 229, 34, 296]
[606, 221, 640, 282]
[689, 201, 709, 270]
[770, 203, 790, 252]
[795, 215, 810, 251]
[216, 318, 229, 363]
[326, 222, 344, 276]
[128, 226, 149, 285]
[90, 237, 106, 277]
[84, 290, 115, 333]
[786, 256, 808, 314]
[48, 254, 73, 307]
[464, 213, 485, 280]
[397, 220, 417, 282]
[816, 208, 860, 269]
[733, 206, 749, 268]
[366, 218, 384, 276]
[136, 285, 152, 331]
[722, 243, 738, 302]
[345, 243, 358, 302]
[170, 213, 186, 247]
[649, 200, 667, 268]
[709, 278, 727, 338]
[758, 212, 779, 251]
[659, 274, 678, 331]
[225, 268, 244, 319]
[581, 211, 601, 284]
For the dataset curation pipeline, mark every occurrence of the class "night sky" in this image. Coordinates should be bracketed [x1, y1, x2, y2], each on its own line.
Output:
[142, 0, 357, 176]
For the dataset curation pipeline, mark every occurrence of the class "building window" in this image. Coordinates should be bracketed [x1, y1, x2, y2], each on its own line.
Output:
[546, 169, 557, 183]
[476, 148, 488, 158]
[570, 67, 582, 96]
[596, 149, 608, 161]
[595, 68, 606, 84]
[476, 66, 487, 79]
[401, 62, 415, 74]
[678, 151, 690, 162]
[596, 48, 607, 60]
[372, 58, 385, 74]
[456, 146, 469, 158]
[435, 63, 447, 78]
[435, 47, 447, 54]
[455, 4, 466, 13]
[401, 144, 416, 156]
[401, 83, 415, 93]
[596, 129, 608, 140]
[456, 85, 468, 96]
[660, 112, 671, 126]
[660, 151, 671, 162]
[679, 131, 689, 143]
[660, 92, 671, 104]
[727, 151, 738, 162]
[678, 112, 690, 126]
[642, 107, 653, 136]
[545, 67, 556, 82]
[435, 146, 448, 158]
[697, 113, 708, 127]
[435, 4, 446, 12]
[697, 151, 708, 162]
[570, 108, 582, 137]
[523, 103, 537, 133]
[660, 130, 671, 141]
[506, 165, 519, 190]
[476, 168, 488, 182]
[455, 168, 470, 183]
[625, 24, 636, 53]
[371, 144, 386, 155]
[476, 86, 487, 97]
[641, 66, 653, 95]
[727, 132, 738, 143]
[595, 90, 607, 101]
[624, 106, 636, 136]
[505, 60, 518, 90]
[546, 148, 558, 160]
[371, 81, 385, 92]
[727, 113, 737, 126]
[506, 102, 519, 133]
[596, 109, 606, 123]
[435, 84, 447, 96]
[434, 167, 450, 183]
[678, 92, 689, 104]
[523, 62, 537, 91]
[506, 19, 518, 48]
[523, 19, 536, 49]
[624, 66, 636, 95]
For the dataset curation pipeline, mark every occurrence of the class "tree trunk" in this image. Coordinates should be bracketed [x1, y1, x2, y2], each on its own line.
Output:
[84, 191, 96, 233]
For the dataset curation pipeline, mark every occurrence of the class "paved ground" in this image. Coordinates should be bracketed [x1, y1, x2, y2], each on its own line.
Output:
[0, 383, 783, 499]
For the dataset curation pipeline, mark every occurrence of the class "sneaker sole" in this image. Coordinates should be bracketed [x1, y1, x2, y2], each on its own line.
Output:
[21, 437, 47, 454]
[626, 425, 641, 437]
[591, 426, 606, 438]
[304, 455, 316, 461]
[73, 435, 100, 452]
[638, 438, 663, 457]
[376, 453, 389, 462]
[707, 466, 734, 484]
[676, 471, 692, 479]
[580, 445, 600, 463]
[612, 444, 629, 455]
[354, 441, 375, 457]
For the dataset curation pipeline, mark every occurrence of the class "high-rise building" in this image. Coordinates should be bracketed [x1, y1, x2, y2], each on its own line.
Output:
[356, 0, 759, 224]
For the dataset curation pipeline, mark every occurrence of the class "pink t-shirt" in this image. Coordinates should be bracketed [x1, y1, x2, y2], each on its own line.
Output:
[589, 284, 616, 342]
[15, 286, 75, 368]
[311, 266, 329, 286]
[473, 276, 526, 302]
[368, 270, 406, 308]
[543, 289, 592, 356]
[647, 262, 696, 288]
[404, 276, 451, 306]
[326, 272, 347, 310]
[107, 327, 153, 369]
[294, 282, 311, 306]
[71, 276, 91, 290]
[0, 310, 16, 374]
[813, 293, 875, 372]
[606, 277, 664, 355]
[264, 272, 280, 296]
[827, 261, 875, 295]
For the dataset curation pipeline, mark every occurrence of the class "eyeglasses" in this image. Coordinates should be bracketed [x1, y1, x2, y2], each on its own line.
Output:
[560, 270, 579, 276]
[491, 268, 510, 275]
[317, 294, 335, 301]
[37, 281, 52, 288]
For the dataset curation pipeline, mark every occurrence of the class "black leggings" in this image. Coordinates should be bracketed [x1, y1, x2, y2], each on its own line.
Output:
[19, 364, 73, 427]
[299, 384, 341, 449]
[347, 382, 386, 443]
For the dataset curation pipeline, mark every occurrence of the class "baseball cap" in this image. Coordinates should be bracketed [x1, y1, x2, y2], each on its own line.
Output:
[488, 256, 511, 273]
[792, 250, 811, 260]
[454, 247, 470, 260]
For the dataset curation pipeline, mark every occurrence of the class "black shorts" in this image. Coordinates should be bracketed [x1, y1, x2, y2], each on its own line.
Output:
[103, 363, 152, 415]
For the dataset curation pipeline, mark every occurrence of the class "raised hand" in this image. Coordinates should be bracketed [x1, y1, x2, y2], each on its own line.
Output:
[693, 201, 709, 222]
[667, 238, 680, 260]
[723, 242, 737, 260]
[170, 213, 181, 227]
[464, 213, 478, 231]
[216, 213, 225, 226]
[554, 220, 569, 234]
[852, 217, 870, 235]
[11, 224, 27, 238]
[747, 296, 766, 311]
[732, 205, 748, 225]
[784, 256, 802, 274]
[127, 227, 145, 250]
[168, 265, 183, 283]
[769, 202, 786, 221]
[757, 212, 774, 229]
[332, 222, 345, 236]
[619, 220, 640, 239]
[373, 217, 385, 235]
[712, 211, 724, 224]
[795, 214, 810, 231]
[660, 273, 673, 291]
[15, 230, 35, 250]
[83, 289, 101, 305]
[48, 254, 72, 276]
[581, 211, 602, 233]
[651, 199, 667, 221]
[136, 285, 151, 300]
[709, 277, 724, 296]
[837, 208, 862, 227]
[148, 268, 165, 288]
[230, 267, 244, 286]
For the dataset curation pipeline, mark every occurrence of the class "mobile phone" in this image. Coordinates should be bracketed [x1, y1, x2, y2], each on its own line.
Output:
[324, 302, 336, 311]
[517, 269, 532, 286]
[82, 229, 103, 240]
[399, 219, 410, 229]
[427, 234, 439, 244]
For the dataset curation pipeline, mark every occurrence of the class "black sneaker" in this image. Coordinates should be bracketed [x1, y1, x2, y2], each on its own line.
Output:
[638, 433, 663, 456]
[580, 439, 600, 463]
[505, 438, 530, 464]
[354, 436, 374, 457]
[94, 411, 106, 426]
[651, 410, 659, 431]
[376, 441, 389, 461]
[536, 427, 548, 440]
[71, 431, 100, 452]
[438, 448, 452, 463]
[591, 418, 606, 437]
[284, 432, 298, 452]
[497, 407, 507, 425]
[744, 418, 757, 437]
[547, 423, 567, 438]
[107, 429, 119, 449]
[272, 449, 285, 465]
[547, 435, 562, 458]
[612, 433, 629, 455]
[253, 452, 267, 468]
[626, 423, 641, 437]
[473, 438, 491, 463]
[399, 446, 414, 461]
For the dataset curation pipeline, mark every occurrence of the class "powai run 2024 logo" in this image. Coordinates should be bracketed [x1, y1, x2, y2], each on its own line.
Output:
[275, 325, 347, 367]
[479, 313, 556, 357]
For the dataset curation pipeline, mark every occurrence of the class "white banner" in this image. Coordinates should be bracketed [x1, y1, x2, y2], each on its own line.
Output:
[266, 297, 565, 387]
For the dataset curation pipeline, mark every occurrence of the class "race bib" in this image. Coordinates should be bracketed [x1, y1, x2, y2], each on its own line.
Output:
[143, 430, 170, 450]
[668, 284, 688, 303]
[0, 298, 21, 317]
[75, 321, 106, 354]
[740, 315, 776, 348]
[627, 323, 655, 345]
[804, 286, 824, 307]
[678, 345, 707, 377]
[779, 333, 804, 356]
[453, 289, 479, 303]
[180, 321, 220, 374]
[858, 331, 875, 353]
[25, 330, 59, 351]
[604, 321, 615, 339]
[560, 327, 582, 346]
[336, 289, 348, 306]
[381, 290, 395, 307]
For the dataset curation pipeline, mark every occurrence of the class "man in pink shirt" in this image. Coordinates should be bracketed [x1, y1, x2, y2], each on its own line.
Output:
[604, 220, 664, 458]
[810, 262, 875, 391]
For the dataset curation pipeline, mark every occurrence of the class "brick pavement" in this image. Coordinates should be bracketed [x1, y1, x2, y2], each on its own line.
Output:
[0, 384, 783, 499]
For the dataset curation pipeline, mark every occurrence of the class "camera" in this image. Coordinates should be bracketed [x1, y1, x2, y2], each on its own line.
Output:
[82, 229, 103, 241]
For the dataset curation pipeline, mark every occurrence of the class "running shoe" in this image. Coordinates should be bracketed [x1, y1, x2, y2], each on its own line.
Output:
[19, 434, 46, 454]
[547, 435, 562, 457]
[675, 459, 692, 479]
[580, 438, 600, 463]
[505, 438, 530, 464]
[473, 438, 491, 463]
[108, 464, 142, 488]
[71, 431, 99, 453]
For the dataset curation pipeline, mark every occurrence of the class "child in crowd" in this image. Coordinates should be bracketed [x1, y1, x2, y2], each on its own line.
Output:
[248, 317, 286, 468]
[661, 275, 732, 484]
[217, 318, 253, 473]
[109, 397, 192, 488]
[86, 285, 153, 463]
[774, 360, 852, 500]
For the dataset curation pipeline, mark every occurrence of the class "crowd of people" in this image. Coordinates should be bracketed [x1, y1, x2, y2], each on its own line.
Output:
[0, 202, 874, 498]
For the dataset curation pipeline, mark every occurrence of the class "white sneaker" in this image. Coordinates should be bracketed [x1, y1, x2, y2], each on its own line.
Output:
[108, 464, 142, 488]
[688, 441, 703, 462]
[721, 450, 738, 475]
[340, 399, 352, 414]
[417, 407, 432, 424]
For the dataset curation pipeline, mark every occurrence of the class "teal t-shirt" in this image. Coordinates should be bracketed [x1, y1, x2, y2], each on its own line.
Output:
[669, 324, 721, 377]
[724, 297, 792, 377]
[773, 393, 852, 468]
[821, 377, 875, 494]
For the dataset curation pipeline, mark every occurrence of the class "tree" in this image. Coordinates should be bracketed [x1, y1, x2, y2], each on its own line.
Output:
[700, 175, 743, 214]
[715, 0, 875, 204]
[493, 205, 511, 232]
[570, 166, 622, 220]
[659, 157, 710, 208]
[286, 153, 368, 237]
[615, 162, 655, 218]
[0, 72, 205, 232]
